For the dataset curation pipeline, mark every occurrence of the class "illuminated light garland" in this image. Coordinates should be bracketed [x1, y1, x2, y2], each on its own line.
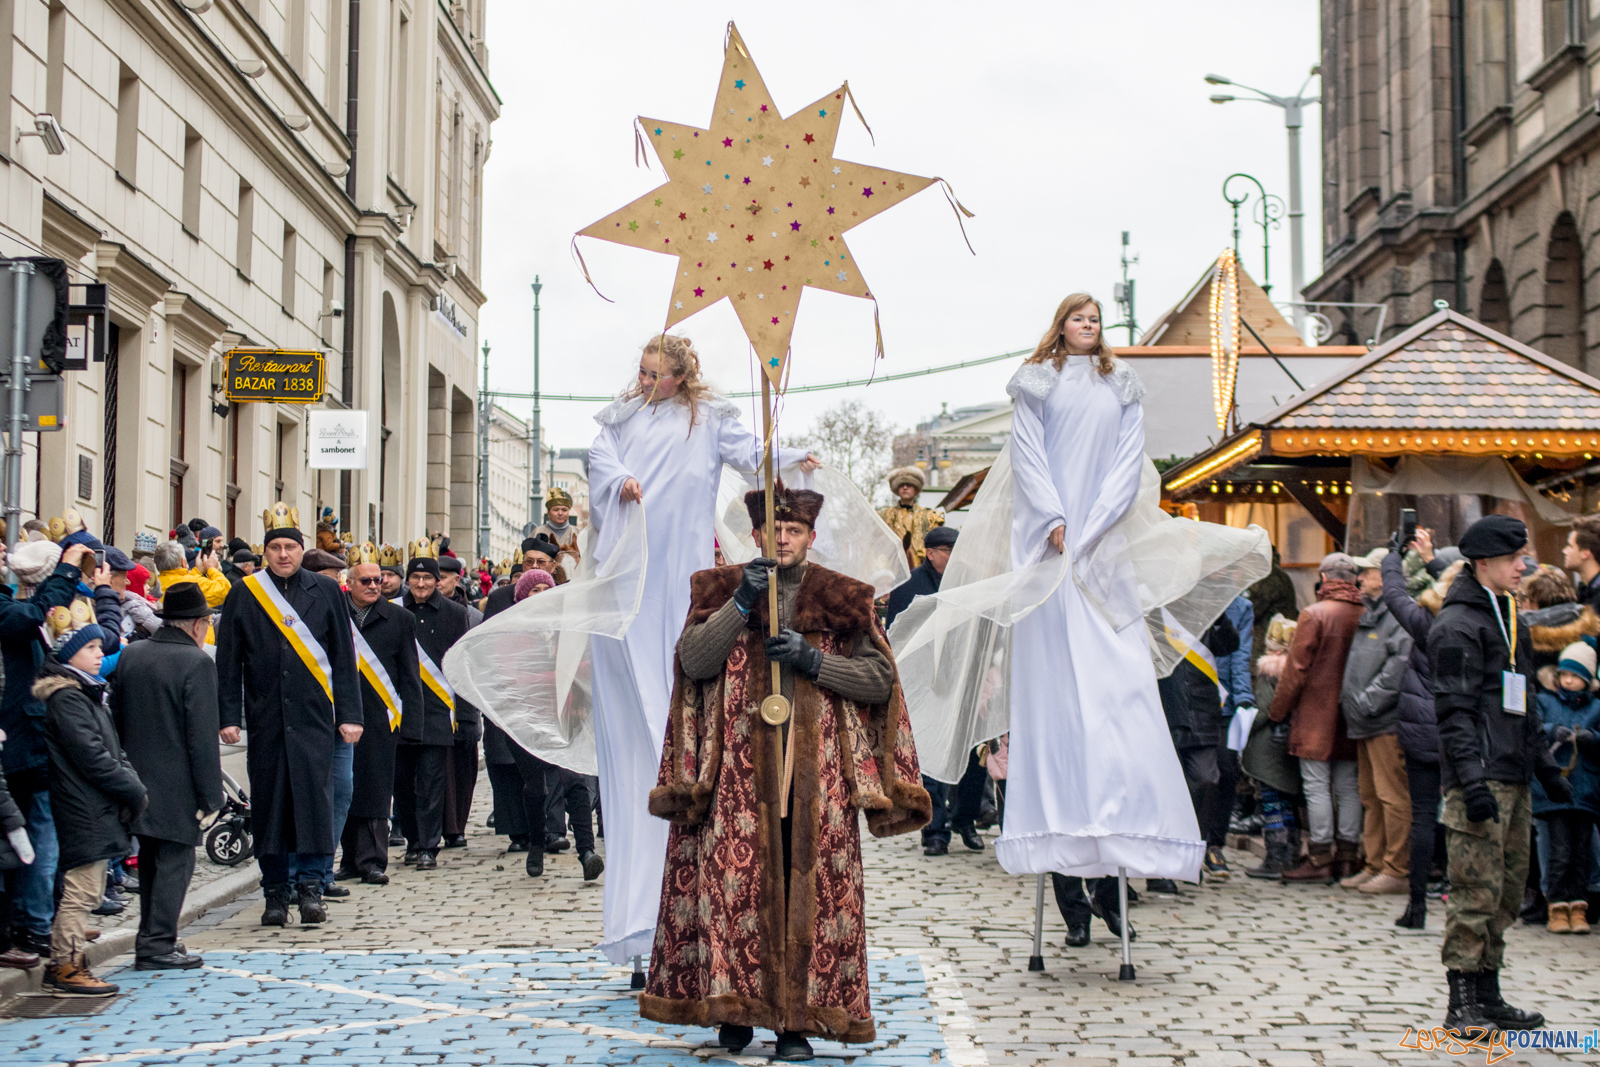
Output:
[1208, 249, 1242, 432]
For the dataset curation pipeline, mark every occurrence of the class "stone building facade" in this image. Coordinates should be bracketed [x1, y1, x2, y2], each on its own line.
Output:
[1312, 0, 1600, 377]
[0, 0, 496, 549]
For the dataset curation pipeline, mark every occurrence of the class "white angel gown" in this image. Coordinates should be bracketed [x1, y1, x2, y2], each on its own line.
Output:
[585, 392, 806, 963]
[996, 356, 1206, 881]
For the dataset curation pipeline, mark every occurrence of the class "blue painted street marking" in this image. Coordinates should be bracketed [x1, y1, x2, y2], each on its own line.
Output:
[6, 951, 955, 1065]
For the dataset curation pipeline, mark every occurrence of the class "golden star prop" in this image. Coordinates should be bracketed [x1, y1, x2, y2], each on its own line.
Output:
[577, 23, 951, 385]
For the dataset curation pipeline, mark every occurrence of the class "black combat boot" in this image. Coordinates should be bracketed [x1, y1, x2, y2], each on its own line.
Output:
[1246, 823, 1296, 879]
[1395, 894, 1427, 929]
[1475, 970, 1544, 1030]
[774, 1032, 814, 1061]
[1444, 970, 1496, 1034]
[298, 881, 327, 925]
[718, 1023, 753, 1052]
[260, 886, 291, 927]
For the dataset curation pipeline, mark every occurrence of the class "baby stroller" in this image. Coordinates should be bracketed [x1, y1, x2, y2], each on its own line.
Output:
[205, 768, 253, 866]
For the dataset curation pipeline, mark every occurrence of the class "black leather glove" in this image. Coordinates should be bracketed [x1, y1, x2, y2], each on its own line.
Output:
[1463, 781, 1500, 824]
[764, 628, 823, 678]
[1576, 728, 1600, 757]
[1538, 767, 1575, 806]
[733, 557, 775, 613]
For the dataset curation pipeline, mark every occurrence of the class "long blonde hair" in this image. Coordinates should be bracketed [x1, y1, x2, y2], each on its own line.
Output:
[1024, 293, 1116, 375]
[626, 333, 715, 428]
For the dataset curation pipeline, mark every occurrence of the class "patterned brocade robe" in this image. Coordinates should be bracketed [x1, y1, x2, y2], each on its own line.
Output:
[877, 501, 945, 569]
[641, 563, 931, 1043]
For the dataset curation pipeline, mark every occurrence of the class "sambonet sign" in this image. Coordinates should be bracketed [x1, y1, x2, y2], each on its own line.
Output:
[307, 409, 369, 470]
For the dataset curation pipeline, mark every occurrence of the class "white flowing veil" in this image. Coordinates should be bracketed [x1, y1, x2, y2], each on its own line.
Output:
[443, 501, 649, 775]
[889, 441, 1271, 784]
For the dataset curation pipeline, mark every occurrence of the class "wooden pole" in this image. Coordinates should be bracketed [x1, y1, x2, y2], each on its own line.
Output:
[758, 373, 790, 731]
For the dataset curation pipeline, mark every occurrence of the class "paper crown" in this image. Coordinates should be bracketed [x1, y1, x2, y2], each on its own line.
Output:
[70, 598, 95, 628]
[491, 555, 512, 576]
[377, 543, 402, 566]
[409, 538, 437, 560]
[546, 487, 573, 508]
[250, 543, 264, 556]
[262, 502, 300, 533]
[354, 542, 379, 564]
[47, 510, 86, 543]
[342, 531, 354, 544]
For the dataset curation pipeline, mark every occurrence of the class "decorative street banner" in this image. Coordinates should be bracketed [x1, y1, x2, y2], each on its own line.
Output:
[224, 348, 325, 404]
[307, 409, 369, 469]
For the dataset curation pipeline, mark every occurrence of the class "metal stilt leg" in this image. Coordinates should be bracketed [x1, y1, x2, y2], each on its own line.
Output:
[631, 954, 645, 990]
[1028, 873, 1046, 971]
[1117, 867, 1135, 981]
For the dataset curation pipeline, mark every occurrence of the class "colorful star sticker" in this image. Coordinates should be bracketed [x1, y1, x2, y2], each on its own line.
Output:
[575, 23, 942, 383]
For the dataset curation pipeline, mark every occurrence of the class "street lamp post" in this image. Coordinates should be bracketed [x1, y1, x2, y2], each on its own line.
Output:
[1206, 68, 1319, 337]
[477, 339, 490, 563]
[529, 277, 542, 531]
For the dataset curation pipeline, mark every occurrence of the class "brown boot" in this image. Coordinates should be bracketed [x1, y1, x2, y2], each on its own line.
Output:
[1547, 901, 1572, 934]
[43, 956, 119, 996]
[1567, 900, 1590, 935]
[1282, 850, 1337, 884]
[0, 946, 40, 969]
[1332, 841, 1363, 880]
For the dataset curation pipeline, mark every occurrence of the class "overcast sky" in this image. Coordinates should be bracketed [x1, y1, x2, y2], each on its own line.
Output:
[477, 1, 1323, 454]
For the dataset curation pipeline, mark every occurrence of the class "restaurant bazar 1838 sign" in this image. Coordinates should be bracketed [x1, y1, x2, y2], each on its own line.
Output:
[224, 348, 325, 404]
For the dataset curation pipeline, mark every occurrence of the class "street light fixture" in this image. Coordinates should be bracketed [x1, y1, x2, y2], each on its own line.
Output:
[1203, 67, 1319, 337]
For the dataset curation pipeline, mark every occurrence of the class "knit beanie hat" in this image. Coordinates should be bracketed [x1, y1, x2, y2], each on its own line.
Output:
[1557, 640, 1597, 685]
[515, 569, 554, 602]
[53, 623, 105, 665]
[9, 539, 62, 586]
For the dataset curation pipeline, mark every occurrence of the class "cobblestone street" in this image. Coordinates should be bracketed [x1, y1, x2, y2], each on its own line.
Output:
[6, 794, 1600, 1065]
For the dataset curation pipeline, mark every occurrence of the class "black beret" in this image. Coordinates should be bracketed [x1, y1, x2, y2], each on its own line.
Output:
[1459, 514, 1528, 560]
[924, 526, 958, 550]
[438, 555, 464, 573]
[406, 557, 441, 579]
[521, 537, 540, 553]
[523, 536, 560, 558]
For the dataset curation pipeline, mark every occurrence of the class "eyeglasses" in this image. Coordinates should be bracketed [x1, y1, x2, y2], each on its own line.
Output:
[353, 577, 383, 586]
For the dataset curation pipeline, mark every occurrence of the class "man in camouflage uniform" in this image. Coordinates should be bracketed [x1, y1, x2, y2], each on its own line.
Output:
[1430, 515, 1568, 1035]
[878, 466, 944, 569]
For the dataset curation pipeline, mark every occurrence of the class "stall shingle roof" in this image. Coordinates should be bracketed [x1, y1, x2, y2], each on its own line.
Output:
[1267, 311, 1600, 431]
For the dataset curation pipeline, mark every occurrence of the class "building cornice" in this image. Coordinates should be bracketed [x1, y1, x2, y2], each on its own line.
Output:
[164, 291, 231, 365]
[40, 194, 103, 264]
[95, 241, 171, 325]
[435, 0, 502, 114]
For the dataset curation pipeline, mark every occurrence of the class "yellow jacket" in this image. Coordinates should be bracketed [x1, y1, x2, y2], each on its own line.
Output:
[157, 566, 231, 608]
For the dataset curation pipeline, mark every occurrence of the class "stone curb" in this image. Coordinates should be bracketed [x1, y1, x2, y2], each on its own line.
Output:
[0, 862, 261, 997]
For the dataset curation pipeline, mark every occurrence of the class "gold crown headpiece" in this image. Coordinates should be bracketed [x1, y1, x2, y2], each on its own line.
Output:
[377, 543, 402, 566]
[262, 502, 300, 533]
[409, 538, 437, 560]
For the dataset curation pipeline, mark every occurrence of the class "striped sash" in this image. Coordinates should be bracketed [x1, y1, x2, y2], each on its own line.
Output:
[244, 572, 334, 703]
[351, 621, 402, 731]
[416, 640, 457, 731]
[1160, 607, 1228, 705]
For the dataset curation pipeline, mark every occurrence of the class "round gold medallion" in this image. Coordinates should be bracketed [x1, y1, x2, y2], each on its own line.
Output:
[759, 694, 791, 726]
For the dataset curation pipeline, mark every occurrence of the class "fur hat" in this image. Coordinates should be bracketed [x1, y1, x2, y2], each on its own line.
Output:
[9, 539, 62, 586]
[744, 484, 825, 529]
[887, 466, 925, 493]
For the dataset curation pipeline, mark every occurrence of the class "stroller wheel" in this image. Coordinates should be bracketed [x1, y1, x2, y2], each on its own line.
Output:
[206, 820, 253, 866]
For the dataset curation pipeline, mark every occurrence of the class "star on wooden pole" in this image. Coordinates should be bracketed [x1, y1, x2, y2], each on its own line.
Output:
[577, 23, 944, 385]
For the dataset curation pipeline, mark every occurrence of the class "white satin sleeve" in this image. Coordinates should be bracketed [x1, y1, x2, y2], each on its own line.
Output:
[716, 411, 809, 473]
[1075, 398, 1146, 557]
[1008, 391, 1067, 562]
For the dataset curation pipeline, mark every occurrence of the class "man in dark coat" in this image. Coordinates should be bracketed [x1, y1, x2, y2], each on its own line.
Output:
[0, 540, 89, 957]
[397, 556, 479, 869]
[339, 557, 423, 884]
[483, 537, 559, 618]
[436, 554, 480, 848]
[884, 525, 955, 629]
[111, 581, 223, 970]
[1430, 514, 1569, 1034]
[216, 504, 362, 927]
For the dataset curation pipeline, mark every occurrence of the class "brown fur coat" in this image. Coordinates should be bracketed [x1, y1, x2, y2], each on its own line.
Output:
[640, 563, 930, 1043]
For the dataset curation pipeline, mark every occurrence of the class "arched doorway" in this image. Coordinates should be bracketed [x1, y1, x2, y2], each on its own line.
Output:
[1542, 213, 1585, 367]
[1479, 259, 1509, 335]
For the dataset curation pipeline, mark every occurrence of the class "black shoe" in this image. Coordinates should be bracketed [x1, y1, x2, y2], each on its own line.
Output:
[1065, 922, 1090, 947]
[959, 828, 985, 852]
[443, 834, 467, 849]
[1475, 970, 1543, 1030]
[1145, 878, 1179, 894]
[507, 836, 529, 854]
[261, 887, 291, 927]
[90, 897, 126, 916]
[333, 868, 361, 882]
[362, 869, 390, 885]
[719, 1023, 754, 1052]
[298, 884, 327, 925]
[1090, 900, 1136, 942]
[1395, 898, 1427, 929]
[775, 1032, 815, 1062]
[486, 812, 497, 828]
[414, 852, 438, 871]
[581, 851, 605, 881]
[922, 840, 948, 857]
[388, 832, 407, 847]
[526, 851, 545, 877]
[322, 884, 350, 898]
[545, 836, 571, 854]
[402, 850, 421, 865]
[135, 951, 203, 970]
[1444, 970, 1498, 1035]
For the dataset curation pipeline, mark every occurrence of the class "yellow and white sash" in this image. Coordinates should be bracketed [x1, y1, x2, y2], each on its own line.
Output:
[416, 640, 457, 731]
[350, 622, 402, 731]
[244, 572, 334, 703]
[1160, 607, 1227, 705]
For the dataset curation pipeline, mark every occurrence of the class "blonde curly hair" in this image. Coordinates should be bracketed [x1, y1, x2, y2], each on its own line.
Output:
[627, 334, 715, 429]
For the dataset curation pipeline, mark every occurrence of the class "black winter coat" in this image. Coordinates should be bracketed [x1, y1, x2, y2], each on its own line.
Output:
[110, 627, 224, 845]
[1431, 567, 1562, 791]
[1159, 614, 1240, 750]
[216, 567, 362, 856]
[482, 583, 515, 620]
[0, 750, 26, 870]
[885, 558, 942, 629]
[0, 563, 87, 774]
[35, 664, 146, 871]
[1379, 550, 1441, 765]
[479, 586, 516, 765]
[349, 596, 424, 818]
[404, 591, 481, 747]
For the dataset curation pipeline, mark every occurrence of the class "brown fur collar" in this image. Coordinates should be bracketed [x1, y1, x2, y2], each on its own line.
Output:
[32, 672, 79, 700]
[1256, 650, 1286, 680]
[687, 563, 876, 634]
[1531, 606, 1600, 653]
